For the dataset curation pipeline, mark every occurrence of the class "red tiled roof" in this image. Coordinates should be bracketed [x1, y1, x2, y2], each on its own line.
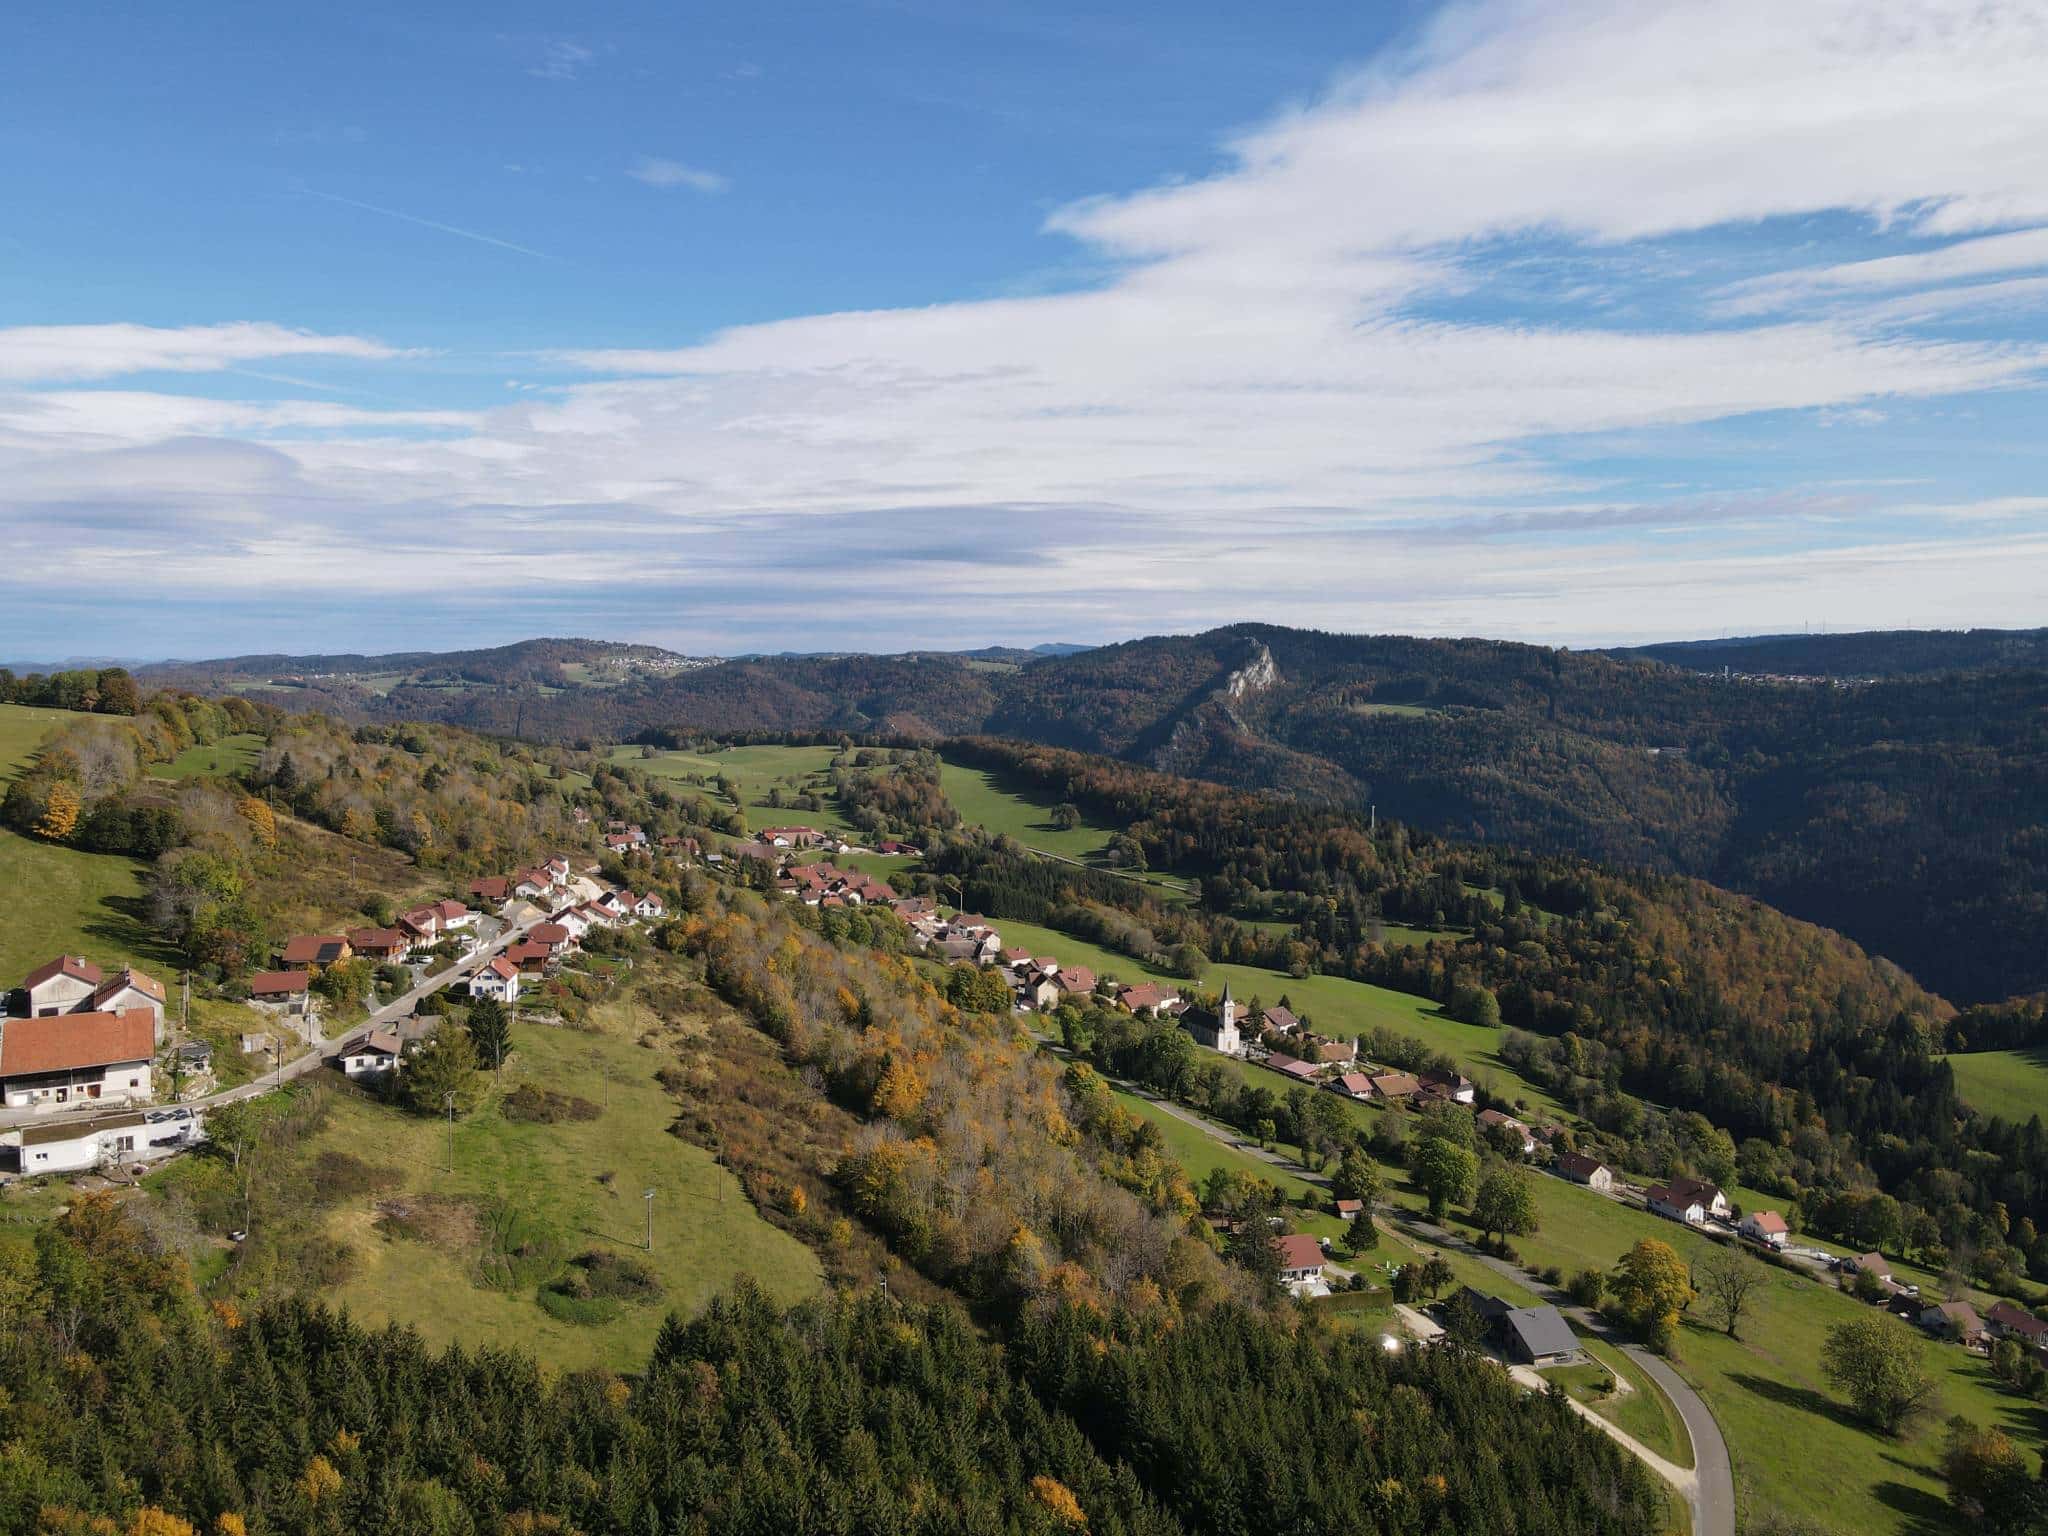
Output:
[1746, 1210, 1789, 1234]
[0, 1009, 155, 1076]
[530, 923, 571, 944]
[470, 877, 511, 900]
[21, 955, 103, 992]
[347, 927, 407, 951]
[1272, 1233, 1324, 1272]
[481, 956, 518, 980]
[92, 968, 165, 1005]
[281, 935, 348, 965]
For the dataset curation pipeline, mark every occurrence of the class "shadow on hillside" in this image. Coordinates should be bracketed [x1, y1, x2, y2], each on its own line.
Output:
[1870, 1478, 1953, 1535]
[85, 890, 183, 969]
[1724, 1371, 1867, 1434]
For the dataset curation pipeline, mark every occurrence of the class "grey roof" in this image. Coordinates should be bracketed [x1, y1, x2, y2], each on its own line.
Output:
[19, 1111, 147, 1147]
[1505, 1305, 1579, 1360]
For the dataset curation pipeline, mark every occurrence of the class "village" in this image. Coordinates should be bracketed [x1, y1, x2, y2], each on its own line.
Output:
[0, 822, 672, 1179]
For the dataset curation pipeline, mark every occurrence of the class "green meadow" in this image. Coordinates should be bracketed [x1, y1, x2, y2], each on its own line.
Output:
[1945, 1047, 2048, 1126]
[298, 1020, 821, 1374]
[152, 732, 265, 781]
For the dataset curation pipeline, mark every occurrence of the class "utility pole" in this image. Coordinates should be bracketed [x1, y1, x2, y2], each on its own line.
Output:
[644, 1187, 655, 1251]
[444, 1092, 456, 1173]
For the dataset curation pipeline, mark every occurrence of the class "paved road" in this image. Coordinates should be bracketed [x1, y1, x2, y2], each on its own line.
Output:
[0, 912, 540, 1130]
[1097, 1067, 1737, 1536]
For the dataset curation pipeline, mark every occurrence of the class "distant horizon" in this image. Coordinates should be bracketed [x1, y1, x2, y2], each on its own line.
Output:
[5, 616, 2042, 676]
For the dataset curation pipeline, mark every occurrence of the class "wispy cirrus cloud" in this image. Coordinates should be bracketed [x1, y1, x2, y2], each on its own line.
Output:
[526, 38, 594, 81]
[626, 156, 729, 194]
[0, 322, 405, 383]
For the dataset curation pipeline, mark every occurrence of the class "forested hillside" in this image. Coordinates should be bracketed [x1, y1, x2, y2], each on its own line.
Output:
[113, 622, 2048, 1002]
[1609, 626, 2048, 677]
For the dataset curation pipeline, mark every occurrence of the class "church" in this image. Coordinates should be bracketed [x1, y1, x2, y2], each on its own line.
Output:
[1180, 983, 1243, 1056]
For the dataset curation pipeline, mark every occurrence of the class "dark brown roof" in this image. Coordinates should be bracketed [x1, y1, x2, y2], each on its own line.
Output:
[248, 969, 311, 997]
[281, 935, 348, 965]
[1272, 1233, 1325, 1271]
[0, 1009, 155, 1076]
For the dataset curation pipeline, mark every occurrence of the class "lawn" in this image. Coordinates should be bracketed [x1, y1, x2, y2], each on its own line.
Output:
[0, 702, 85, 768]
[1106, 1083, 1323, 1204]
[297, 1019, 821, 1374]
[1946, 1047, 2048, 1126]
[938, 759, 1124, 862]
[152, 732, 265, 781]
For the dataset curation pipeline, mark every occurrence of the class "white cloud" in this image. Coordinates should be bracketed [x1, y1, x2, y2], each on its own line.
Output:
[1722, 226, 2048, 313]
[528, 39, 594, 81]
[7, 0, 2048, 650]
[0, 322, 403, 383]
[626, 156, 729, 194]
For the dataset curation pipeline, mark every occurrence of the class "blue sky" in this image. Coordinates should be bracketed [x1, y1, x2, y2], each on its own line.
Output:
[4, 0, 2047, 660]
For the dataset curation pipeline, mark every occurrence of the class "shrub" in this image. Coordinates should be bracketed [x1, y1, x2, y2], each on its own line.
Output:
[502, 1084, 602, 1124]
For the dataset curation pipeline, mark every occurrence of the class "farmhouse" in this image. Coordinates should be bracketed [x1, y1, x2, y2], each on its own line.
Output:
[1555, 1152, 1614, 1191]
[1478, 1109, 1536, 1154]
[1330, 1071, 1375, 1101]
[16, 957, 166, 1042]
[759, 826, 824, 848]
[1417, 1069, 1476, 1105]
[1310, 1037, 1357, 1065]
[1366, 1071, 1422, 1101]
[1645, 1183, 1706, 1225]
[1260, 1004, 1300, 1035]
[1116, 983, 1180, 1018]
[1057, 966, 1098, 999]
[1842, 1251, 1891, 1281]
[334, 1028, 402, 1081]
[1272, 1233, 1327, 1291]
[1180, 985, 1242, 1055]
[1919, 1300, 1986, 1345]
[1740, 1210, 1790, 1248]
[1263, 1052, 1320, 1083]
[470, 956, 521, 1004]
[1987, 1301, 2048, 1346]
[0, 1009, 156, 1111]
[1664, 1176, 1731, 1220]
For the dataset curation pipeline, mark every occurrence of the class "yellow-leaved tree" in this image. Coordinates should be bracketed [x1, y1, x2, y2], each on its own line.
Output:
[36, 781, 81, 841]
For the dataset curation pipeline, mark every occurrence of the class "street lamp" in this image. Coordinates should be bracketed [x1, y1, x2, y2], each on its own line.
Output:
[643, 1187, 656, 1251]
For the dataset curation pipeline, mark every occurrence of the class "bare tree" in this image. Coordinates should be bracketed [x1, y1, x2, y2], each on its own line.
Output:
[1698, 1243, 1763, 1338]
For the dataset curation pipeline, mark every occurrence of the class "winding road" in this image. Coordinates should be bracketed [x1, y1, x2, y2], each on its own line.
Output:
[1105, 1072, 1736, 1536]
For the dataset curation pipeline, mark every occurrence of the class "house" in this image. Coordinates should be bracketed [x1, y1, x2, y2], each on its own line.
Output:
[505, 941, 554, 974]
[1366, 1071, 1422, 1101]
[1181, 985, 1243, 1055]
[1116, 983, 1180, 1018]
[1986, 1301, 2048, 1347]
[1260, 1005, 1301, 1035]
[1335, 1198, 1365, 1221]
[1272, 1232, 1327, 1289]
[434, 899, 476, 931]
[1843, 1251, 1892, 1281]
[726, 841, 783, 866]
[632, 892, 666, 919]
[1739, 1210, 1790, 1248]
[469, 876, 512, 905]
[1478, 1108, 1536, 1155]
[513, 869, 555, 900]
[1024, 972, 1065, 1012]
[759, 826, 822, 848]
[1417, 1069, 1476, 1105]
[280, 934, 351, 968]
[335, 1028, 402, 1081]
[1664, 1176, 1731, 1220]
[17, 958, 164, 1041]
[1645, 1183, 1707, 1225]
[1311, 1037, 1357, 1066]
[1503, 1306, 1582, 1367]
[247, 970, 312, 1013]
[470, 955, 521, 1004]
[20, 955, 103, 1016]
[1330, 1071, 1376, 1101]
[593, 889, 630, 918]
[528, 922, 574, 955]
[1263, 1052, 1321, 1083]
[1919, 1301, 1986, 1345]
[89, 969, 166, 1039]
[8, 1111, 156, 1176]
[346, 927, 411, 962]
[1556, 1152, 1614, 1192]
[0, 1009, 156, 1111]
[1058, 966, 1098, 1000]
[398, 906, 442, 940]
[550, 905, 595, 941]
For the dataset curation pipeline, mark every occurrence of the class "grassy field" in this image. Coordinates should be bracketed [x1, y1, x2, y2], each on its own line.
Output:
[300, 1019, 821, 1373]
[1946, 1047, 2048, 1125]
[612, 743, 860, 840]
[989, 910, 1563, 1116]
[152, 732, 265, 781]
[0, 703, 172, 975]
[938, 760, 1123, 862]
[1107, 1083, 1324, 1205]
